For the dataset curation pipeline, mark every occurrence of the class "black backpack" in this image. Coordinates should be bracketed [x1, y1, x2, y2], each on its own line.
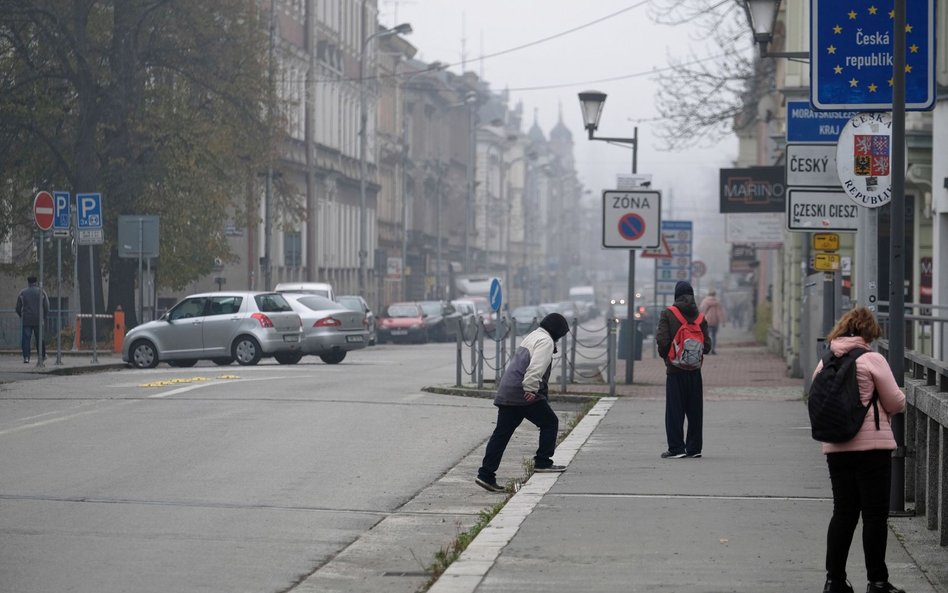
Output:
[807, 348, 879, 443]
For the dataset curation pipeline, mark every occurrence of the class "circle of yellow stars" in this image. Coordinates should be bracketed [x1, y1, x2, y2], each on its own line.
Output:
[826, 6, 919, 93]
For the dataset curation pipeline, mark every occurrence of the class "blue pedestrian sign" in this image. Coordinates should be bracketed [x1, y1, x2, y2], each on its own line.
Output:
[53, 191, 70, 230]
[489, 278, 503, 312]
[76, 193, 102, 228]
[811, 0, 936, 111]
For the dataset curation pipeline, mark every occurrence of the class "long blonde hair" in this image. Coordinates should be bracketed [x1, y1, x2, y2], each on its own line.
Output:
[826, 307, 882, 343]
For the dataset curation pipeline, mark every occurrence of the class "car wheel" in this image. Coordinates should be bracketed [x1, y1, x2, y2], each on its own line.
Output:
[319, 351, 346, 364]
[232, 336, 262, 366]
[274, 351, 303, 365]
[167, 359, 197, 368]
[130, 339, 159, 369]
[212, 357, 234, 366]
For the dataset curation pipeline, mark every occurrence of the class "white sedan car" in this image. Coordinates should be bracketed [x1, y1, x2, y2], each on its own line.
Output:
[281, 293, 369, 364]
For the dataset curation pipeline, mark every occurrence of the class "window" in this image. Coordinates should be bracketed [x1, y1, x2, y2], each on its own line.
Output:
[207, 296, 242, 316]
[284, 231, 302, 268]
[169, 298, 207, 320]
[255, 293, 293, 312]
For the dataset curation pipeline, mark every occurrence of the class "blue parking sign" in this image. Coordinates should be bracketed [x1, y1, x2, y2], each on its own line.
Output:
[76, 193, 102, 229]
[53, 191, 70, 230]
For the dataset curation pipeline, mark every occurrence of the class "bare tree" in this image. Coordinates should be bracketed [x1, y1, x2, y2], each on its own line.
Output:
[647, 0, 774, 150]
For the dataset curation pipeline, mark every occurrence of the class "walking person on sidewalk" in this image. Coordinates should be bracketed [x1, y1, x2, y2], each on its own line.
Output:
[655, 280, 710, 459]
[815, 307, 906, 593]
[15, 276, 50, 364]
[699, 289, 726, 354]
[475, 312, 571, 492]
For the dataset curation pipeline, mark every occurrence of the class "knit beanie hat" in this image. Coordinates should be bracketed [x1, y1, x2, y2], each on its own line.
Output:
[539, 312, 570, 342]
[674, 281, 694, 300]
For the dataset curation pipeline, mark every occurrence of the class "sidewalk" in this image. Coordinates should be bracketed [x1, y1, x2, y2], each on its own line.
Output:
[433, 327, 948, 593]
[0, 348, 124, 383]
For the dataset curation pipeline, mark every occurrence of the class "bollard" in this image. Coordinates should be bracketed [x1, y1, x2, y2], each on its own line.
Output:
[456, 319, 463, 388]
[74, 316, 81, 351]
[560, 331, 568, 393]
[569, 317, 578, 384]
[476, 317, 485, 390]
[509, 317, 517, 368]
[608, 318, 617, 397]
[113, 306, 125, 353]
[469, 318, 477, 385]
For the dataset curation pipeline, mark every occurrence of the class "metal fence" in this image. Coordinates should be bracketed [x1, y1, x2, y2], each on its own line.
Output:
[877, 302, 948, 362]
[454, 315, 620, 396]
[879, 340, 948, 546]
[0, 309, 114, 352]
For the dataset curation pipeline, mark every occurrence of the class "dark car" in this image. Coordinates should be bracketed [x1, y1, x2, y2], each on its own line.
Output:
[377, 302, 428, 344]
[418, 300, 462, 342]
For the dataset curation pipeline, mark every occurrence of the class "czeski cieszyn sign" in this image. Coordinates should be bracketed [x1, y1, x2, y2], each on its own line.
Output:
[835, 112, 894, 208]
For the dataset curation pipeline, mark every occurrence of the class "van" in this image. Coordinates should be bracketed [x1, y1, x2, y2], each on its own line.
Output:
[568, 285, 598, 320]
[274, 282, 335, 301]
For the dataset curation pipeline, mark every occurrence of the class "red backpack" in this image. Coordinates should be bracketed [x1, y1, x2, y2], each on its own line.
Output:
[667, 306, 705, 370]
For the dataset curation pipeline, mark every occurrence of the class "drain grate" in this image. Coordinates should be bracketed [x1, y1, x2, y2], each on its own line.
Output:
[382, 571, 430, 577]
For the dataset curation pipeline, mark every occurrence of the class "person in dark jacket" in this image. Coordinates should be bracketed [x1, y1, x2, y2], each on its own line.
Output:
[15, 276, 50, 364]
[475, 312, 571, 492]
[655, 281, 711, 459]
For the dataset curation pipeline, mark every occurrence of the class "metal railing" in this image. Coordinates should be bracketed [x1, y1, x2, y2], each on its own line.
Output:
[877, 301, 948, 362]
[454, 314, 620, 396]
[878, 340, 948, 546]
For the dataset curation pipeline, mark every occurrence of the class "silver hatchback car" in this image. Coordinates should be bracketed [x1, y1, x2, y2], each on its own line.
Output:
[122, 291, 303, 368]
[281, 293, 369, 364]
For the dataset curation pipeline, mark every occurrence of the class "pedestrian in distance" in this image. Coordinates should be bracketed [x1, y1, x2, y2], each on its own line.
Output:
[655, 280, 711, 459]
[15, 276, 50, 364]
[814, 307, 906, 593]
[699, 289, 727, 354]
[475, 312, 571, 493]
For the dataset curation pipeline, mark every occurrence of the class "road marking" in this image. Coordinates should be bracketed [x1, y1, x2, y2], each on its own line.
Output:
[428, 397, 618, 593]
[146, 375, 290, 398]
[0, 408, 106, 437]
[555, 493, 832, 503]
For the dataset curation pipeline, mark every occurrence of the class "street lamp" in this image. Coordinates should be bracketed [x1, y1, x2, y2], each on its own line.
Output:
[359, 22, 412, 297]
[741, 0, 809, 59]
[577, 90, 639, 385]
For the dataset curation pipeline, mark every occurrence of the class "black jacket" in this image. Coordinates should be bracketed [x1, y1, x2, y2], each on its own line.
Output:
[655, 294, 712, 374]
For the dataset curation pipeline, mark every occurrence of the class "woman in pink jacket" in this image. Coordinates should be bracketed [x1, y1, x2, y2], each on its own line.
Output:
[814, 307, 906, 593]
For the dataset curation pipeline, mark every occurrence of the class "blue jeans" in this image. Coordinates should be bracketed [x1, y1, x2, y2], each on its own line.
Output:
[21, 324, 45, 360]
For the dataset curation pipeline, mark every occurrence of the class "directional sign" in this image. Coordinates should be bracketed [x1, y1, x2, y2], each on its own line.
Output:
[33, 191, 54, 231]
[76, 192, 102, 228]
[811, 0, 935, 110]
[602, 190, 660, 249]
[787, 189, 859, 232]
[489, 278, 502, 312]
[786, 144, 840, 188]
[53, 191, 71, 230]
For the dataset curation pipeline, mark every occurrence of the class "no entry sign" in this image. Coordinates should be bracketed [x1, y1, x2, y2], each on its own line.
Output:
[33, 191, 54, 231]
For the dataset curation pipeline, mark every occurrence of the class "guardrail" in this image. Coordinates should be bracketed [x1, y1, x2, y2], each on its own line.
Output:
[879, 339, 948, 546]
[878, 301, 948, 362]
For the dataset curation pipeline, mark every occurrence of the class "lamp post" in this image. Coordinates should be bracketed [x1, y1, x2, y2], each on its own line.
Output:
[741, 0, 809, 59]
[578, 90, 639, 385]
[359, 22, 412, 297]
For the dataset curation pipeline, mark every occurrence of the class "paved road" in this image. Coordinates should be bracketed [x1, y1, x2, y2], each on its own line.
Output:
[0, 343, 570, 593]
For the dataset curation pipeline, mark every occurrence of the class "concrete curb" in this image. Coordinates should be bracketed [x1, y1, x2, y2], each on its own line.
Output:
[421, 385, 603, 404]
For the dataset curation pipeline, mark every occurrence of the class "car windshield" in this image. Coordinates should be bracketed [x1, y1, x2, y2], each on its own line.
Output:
[296, 295, 338, 311]
[511, 307, 538, 319]
[419, 302, 441, 316]
[254, 293, 292, 312]
[336, 296, 361, 311]
[387, 304, 419, 317]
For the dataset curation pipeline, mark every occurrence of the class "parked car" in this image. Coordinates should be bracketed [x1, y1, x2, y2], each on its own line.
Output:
[122, 291, 303, 369]
[280, 294, 368, 364]
[467, 296, 497, 335]
[336, 294, 376, 345]
[274, 282, 335, 301]
[377, 302, 428, 344]
[418, 300, 462, 341]
[450, 299, 478, 339]
[510, 305, 541, 335]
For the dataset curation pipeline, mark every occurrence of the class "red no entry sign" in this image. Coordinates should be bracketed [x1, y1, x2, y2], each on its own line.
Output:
[34, 191, 54, 231]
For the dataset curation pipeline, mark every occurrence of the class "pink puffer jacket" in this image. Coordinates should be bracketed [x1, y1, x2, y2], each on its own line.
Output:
[812, 336, 905, 454]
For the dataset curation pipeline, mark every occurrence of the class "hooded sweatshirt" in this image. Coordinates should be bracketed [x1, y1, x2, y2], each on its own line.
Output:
[655, 293, 711, 374]
[812, 336, 905, 453]
[494, 313, 569, 406]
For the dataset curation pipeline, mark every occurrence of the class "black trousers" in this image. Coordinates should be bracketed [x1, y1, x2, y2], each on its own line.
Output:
[478, 400, 559, 482]
[664, 370, 703, 455]
[825, 449, 893, 583]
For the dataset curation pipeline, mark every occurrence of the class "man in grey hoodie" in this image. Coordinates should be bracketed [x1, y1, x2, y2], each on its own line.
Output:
[655, 280, 711, 459]
[475, 312, 571, 492]
[16, 276, 50, 364]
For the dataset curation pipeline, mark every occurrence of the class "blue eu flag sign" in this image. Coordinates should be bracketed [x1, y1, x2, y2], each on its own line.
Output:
[811, 0, 935, 111]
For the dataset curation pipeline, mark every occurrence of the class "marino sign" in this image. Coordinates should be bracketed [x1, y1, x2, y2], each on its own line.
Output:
[719, 166, 786, 214]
